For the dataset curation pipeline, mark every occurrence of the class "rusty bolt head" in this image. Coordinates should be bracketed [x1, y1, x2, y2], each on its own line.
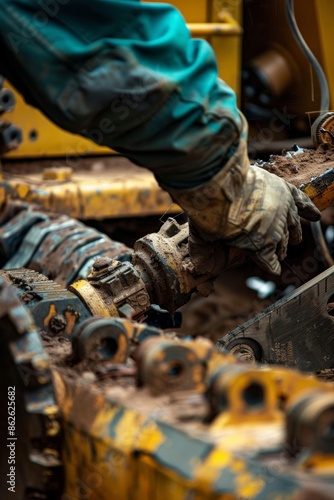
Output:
[93, 256, 113, 272]
[49, 314, 67, 334]
[0, 88, 15, 113]
[0, 122, 23, 153]
[229, 343, 257, 363]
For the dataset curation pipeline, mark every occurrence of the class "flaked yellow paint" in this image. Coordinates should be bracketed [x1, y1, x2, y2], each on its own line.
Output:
[43, 303, 57, 327]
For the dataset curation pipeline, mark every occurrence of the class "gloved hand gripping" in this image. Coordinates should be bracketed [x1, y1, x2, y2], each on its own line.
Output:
[167, 117, 321, 275]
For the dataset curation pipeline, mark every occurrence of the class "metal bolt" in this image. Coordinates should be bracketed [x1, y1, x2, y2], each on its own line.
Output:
[0, 122, 22, 153]
[229, 343, 257, 363]
[93, 256, 113, 272]
[49, 314, 67, 334]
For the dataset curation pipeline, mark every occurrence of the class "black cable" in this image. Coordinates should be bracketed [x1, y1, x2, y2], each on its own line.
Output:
[285, 0, 334, 268]
[285, 0, 329, 112]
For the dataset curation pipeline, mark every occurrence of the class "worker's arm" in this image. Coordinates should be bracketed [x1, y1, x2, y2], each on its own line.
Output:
[0, 0, 320, 274]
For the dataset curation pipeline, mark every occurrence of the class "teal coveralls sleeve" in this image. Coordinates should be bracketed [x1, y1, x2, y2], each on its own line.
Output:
[0, 0, 242, 187]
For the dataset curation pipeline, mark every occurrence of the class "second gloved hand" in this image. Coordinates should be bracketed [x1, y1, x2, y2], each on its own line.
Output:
[166, 136, 321, 276]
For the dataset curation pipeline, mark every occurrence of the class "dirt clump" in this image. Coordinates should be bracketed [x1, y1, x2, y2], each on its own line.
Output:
[257, 143, 334, 187]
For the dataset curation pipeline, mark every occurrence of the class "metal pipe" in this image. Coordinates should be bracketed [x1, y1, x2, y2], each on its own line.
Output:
[187, 23, 242, 37]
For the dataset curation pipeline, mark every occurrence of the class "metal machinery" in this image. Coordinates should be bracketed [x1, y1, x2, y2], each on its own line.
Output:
[2, 1, 334, 499]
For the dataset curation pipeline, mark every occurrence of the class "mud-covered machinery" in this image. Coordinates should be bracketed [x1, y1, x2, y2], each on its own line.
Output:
[1, 192, 334, 498]
[2, 267, 334, 500]
[2, 1, 334, 498]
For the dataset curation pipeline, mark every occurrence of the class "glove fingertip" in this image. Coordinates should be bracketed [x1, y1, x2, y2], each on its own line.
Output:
[288, 184, 321, 219]
[299, 206, 321, 222]
[252, 253, 282, 276]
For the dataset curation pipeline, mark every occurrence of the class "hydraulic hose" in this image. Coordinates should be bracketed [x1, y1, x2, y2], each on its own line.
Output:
[285, 0, 334, 268]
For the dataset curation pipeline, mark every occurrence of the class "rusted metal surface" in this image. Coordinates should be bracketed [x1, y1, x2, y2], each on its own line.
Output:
[52, 329, 334, 500]
[70, 316, 162, 364]
[217, 265, 334, 372]
[1, 274, 334, 499]
[70, 219, 216, 322]
[301, 167, 334, 211]
[0, 121, 22, 154]
[136, 336, 215, 395]
[0, 205, 132, 286]
[311, 112, 334, 147]
[133, 218, 215, 312]
[3, 158, 180, 219]
[0, 268, 91, 336]
[0, 277, 63, 499]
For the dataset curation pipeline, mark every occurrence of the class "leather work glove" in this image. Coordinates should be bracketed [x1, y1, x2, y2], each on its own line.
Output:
[167, 117, 321, 276]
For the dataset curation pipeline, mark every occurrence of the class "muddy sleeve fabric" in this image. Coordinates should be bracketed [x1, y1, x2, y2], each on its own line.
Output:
[0, 0, 242, 188]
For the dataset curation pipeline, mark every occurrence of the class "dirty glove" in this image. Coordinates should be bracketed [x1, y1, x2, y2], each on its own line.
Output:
[166, 117, 321, 276]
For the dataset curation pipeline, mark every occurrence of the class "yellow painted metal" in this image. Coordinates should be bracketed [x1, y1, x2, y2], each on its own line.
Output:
[69, 279, 116, 317]
[53, 353, 334, 500]
[2, 81, 112, 159]
[187, 22, 242, 37]
[300, 168, 334, 211]
[3, 0, 242, 159]
[4, 159, 179, 219]
[57, 379, 265, 499]
[208, 2, 243, 99]
[145, 1, 243, 96]
[42, 166, 73, 181]
[146, 0, 208, 23]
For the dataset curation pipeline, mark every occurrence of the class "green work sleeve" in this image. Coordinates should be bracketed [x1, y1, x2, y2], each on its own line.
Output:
[0, 0, 242, 187]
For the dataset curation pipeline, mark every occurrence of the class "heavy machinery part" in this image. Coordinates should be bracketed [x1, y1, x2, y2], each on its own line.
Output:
[69, 218, 218, 320]
[0, 121, 22, 154]
[0, 208, 49, 265]
[0, 263, 165, 354]
[312, 111, 334, 146]
[136, 336, 216, 395]
[3, 208, 334, 376]
[68, 169, 334, 321]
[2, 274, 334, 499]
[243, 45, 296, 117]
[300, 166, 334, 212]
[72, 317, 131, 364]
[242, 0, 334, 155]
[52, 332, 334, 499]
[207, 364, 280, 422]
[71, 316, 162, 364]
[132, 218, 215, 311]
[3, 159, 180, 219]
[217, 265, 334, 372]
[0, 268, 91, 336]
[0, 277, 63, 499]
[70, 260, 147, 321]
[0, 87, 15, 114]
[286, 390, 334, 457]
[0, 204, 132, 286]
